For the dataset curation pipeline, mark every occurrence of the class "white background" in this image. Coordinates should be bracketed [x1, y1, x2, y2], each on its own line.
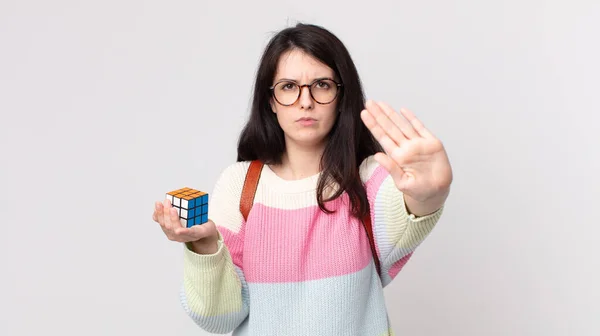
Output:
[1, 0, 599, 335]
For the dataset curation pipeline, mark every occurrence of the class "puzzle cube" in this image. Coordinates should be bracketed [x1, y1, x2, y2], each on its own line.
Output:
[165, 187, 209, 228]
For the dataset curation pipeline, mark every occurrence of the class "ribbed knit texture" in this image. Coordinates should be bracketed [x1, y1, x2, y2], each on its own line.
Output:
[179, 155, 444, 335]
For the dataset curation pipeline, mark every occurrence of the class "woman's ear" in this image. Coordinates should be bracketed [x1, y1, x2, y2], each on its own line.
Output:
[270, 99, 277, 113]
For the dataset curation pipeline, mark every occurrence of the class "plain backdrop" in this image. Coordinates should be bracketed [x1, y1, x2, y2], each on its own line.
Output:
[1, 0, 599, 335]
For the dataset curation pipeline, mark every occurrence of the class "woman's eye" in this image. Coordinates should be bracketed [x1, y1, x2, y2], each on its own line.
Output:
[316, 81, 330, 89]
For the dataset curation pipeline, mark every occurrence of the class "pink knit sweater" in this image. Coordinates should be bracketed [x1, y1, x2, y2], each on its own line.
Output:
[179, 155, 444, 335]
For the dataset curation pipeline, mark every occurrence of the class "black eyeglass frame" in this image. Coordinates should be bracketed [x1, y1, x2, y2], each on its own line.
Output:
[269, 77, 343, 106]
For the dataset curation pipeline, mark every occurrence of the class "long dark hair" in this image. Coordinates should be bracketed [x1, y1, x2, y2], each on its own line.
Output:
[237, 23, 382, 219]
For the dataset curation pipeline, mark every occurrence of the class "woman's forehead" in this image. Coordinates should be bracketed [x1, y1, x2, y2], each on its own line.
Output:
[274, 50, 334, 81]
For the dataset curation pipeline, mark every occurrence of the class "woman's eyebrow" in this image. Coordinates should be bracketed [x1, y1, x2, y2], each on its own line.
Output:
[274, 76, 332, 82]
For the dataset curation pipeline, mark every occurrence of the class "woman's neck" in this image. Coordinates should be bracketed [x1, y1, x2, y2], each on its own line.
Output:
[271, 141, 326, 181]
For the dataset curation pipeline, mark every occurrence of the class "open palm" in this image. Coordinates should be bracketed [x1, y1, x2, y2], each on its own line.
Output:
[360, 100, 453, 203]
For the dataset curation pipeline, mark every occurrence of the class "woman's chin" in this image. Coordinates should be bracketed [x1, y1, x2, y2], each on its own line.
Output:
[285, 132, 328, 148]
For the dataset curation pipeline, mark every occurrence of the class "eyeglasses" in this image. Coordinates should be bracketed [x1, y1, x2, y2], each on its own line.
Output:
[269, 78, 343, 106]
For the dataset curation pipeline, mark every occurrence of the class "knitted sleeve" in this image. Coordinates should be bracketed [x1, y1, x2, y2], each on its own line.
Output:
[360, 155, 444, 287]
[179, 161, 251, 333]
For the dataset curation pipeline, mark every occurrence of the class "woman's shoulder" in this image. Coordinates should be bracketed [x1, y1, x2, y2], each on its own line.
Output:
[220, 160, 252, 175]
[214, 160, 252, 187]
[209, 161, 253, 206]
[358, 154, 383, 182]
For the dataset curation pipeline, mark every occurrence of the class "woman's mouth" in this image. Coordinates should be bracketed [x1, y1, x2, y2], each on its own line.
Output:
[297, 117, 316, 126]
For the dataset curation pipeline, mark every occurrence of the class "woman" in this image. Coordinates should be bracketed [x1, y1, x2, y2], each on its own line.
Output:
[152, 23, 453, 335]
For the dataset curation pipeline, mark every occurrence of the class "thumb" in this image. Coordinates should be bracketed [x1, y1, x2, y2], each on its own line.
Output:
[375, 153, 405, 181]
[189, 219, 218, 241]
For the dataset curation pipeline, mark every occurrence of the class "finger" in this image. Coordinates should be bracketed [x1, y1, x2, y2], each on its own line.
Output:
[171, 227, 199, 242]
[163, 199, 180, 231]
[161, 199, 170, 228]
[399, 108, 434, 139]
[361, 109, 402, 156]
[360, 108, 385, 140]
[377, 102, 419, 139]
[170, 207, 181, 230]
[153, 201, 162, 223]
[365, 100, 407, 146]
[175, 221, 214, 241]
[374, 152, 407, 190]
[173, 220, 217, 242]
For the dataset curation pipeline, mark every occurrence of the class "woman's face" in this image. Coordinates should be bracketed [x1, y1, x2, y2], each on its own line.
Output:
[270, 49, 339, 149]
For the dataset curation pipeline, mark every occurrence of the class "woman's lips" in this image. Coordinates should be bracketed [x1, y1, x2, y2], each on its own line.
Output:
[297, 117, 316, 126]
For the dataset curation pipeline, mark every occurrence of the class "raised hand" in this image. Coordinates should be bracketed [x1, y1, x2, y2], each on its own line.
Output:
[360, 100, 452, 215]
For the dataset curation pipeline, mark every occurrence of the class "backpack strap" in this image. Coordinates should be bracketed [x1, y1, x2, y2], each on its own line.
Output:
[240, 160, 264, 221]
[239, 159, 382, 278]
